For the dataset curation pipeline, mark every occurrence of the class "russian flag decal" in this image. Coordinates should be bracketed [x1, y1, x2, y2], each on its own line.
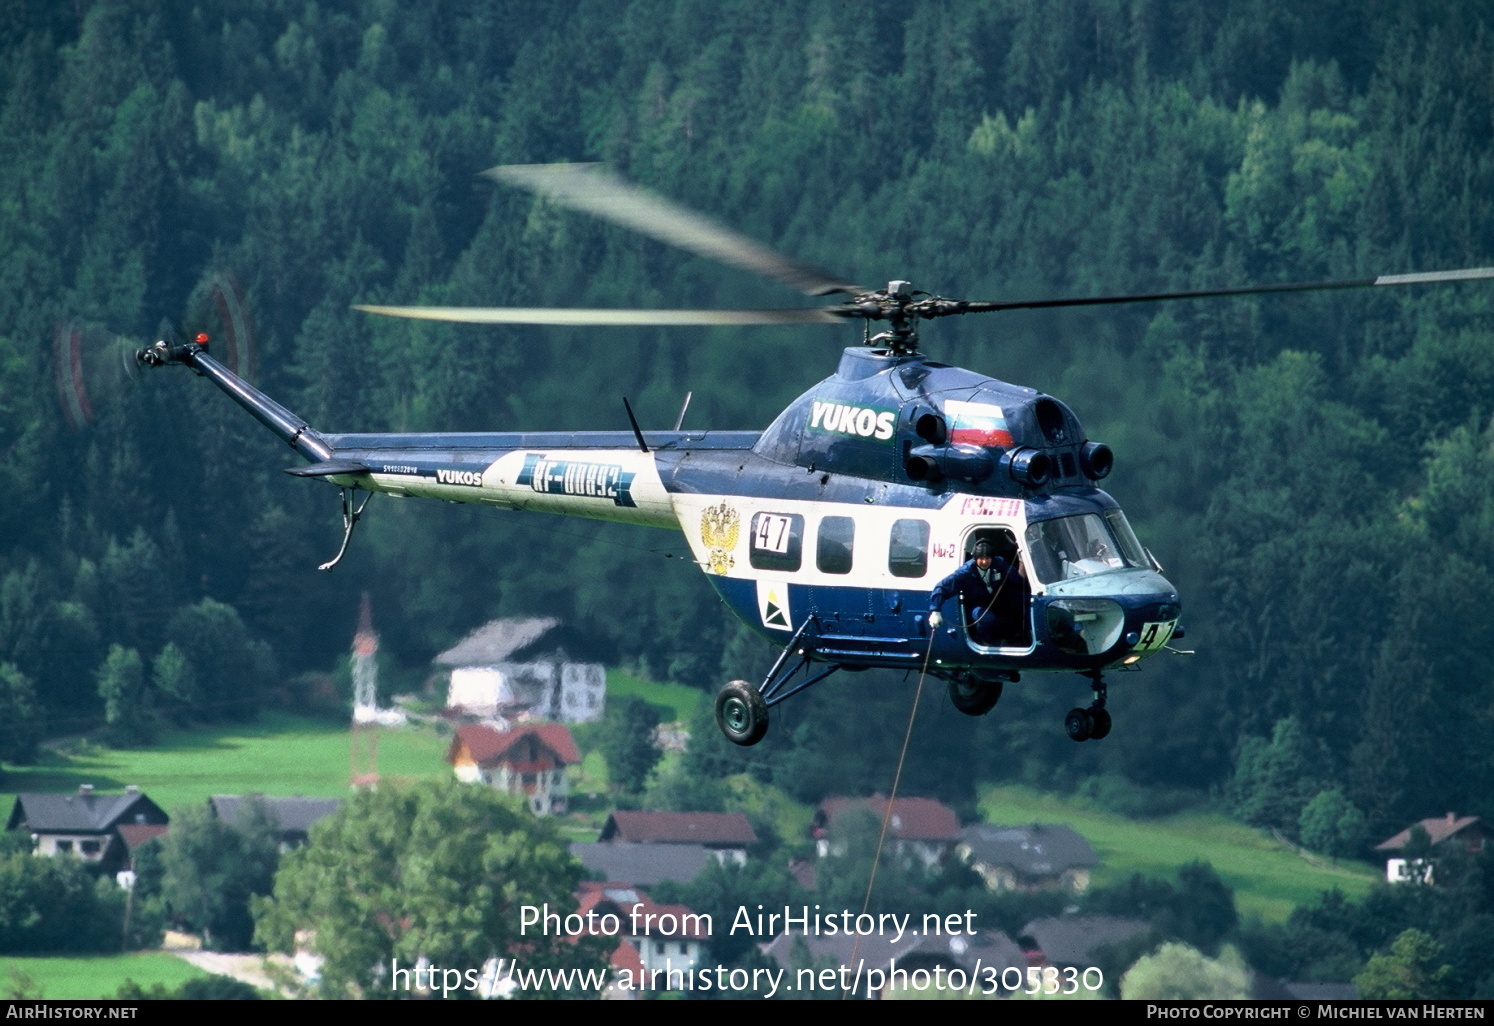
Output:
[944, 399, 1014, 448]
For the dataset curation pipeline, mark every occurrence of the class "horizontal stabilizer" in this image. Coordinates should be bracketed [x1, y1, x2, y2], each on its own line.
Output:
[284, 459, 371, 478]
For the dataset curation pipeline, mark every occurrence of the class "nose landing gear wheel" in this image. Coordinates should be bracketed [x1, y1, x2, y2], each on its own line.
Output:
[1067, 669, 1111, 742]
[715, 679, 769, 746]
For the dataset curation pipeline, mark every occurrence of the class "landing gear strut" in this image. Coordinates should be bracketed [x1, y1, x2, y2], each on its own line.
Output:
[713, 617, 840, 746]
[1065, 669, 1111, 742]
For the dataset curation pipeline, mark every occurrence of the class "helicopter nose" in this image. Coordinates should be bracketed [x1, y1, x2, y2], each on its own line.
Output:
[1118, 596, 1182, 659]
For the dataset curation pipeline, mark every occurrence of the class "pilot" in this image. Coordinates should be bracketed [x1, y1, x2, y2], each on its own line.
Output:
[928, 539, 1010, 645]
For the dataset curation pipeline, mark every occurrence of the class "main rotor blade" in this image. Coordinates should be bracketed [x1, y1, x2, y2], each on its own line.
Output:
[485, 163, 863, 298]
[355, 304, 848, 326]
[952, 265, 1494, 315]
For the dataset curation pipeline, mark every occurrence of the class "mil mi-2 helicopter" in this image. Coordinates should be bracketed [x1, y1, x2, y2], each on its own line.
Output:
[135, 164, 1494, 746]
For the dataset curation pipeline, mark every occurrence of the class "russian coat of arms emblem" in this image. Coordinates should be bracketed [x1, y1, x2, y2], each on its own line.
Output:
[699, 501, 740, 575]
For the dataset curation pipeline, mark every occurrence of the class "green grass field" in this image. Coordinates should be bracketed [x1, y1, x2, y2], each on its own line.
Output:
[0, 676, 694, 814]
[2, 953, 209, 1000]
[606, 669, 703, 722]
[1, 712, 452, 810]
[0, 706, 1377, 935]
[980, 785, 1379, 922]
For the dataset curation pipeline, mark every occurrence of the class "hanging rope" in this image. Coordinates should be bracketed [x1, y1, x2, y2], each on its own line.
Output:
[842, 629, 938, 998]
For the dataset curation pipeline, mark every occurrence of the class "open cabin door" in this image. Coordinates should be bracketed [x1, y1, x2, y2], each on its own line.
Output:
[959, 526, 1033, 650]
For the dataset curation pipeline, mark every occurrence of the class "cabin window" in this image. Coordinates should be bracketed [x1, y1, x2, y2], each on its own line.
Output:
[749, 512, 804, 571]
[888, 519, 930, 578]
[816, 516, 855, 574]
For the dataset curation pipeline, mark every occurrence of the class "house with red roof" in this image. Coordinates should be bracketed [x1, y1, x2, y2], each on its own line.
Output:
[1374, 812, 1487, 884]
[446, 722, 580, 815]
[597, 810, 757, 865]
[574, 881, 709, 990]
[589, 939, 648, 1000]
[812, 795, 960, 869]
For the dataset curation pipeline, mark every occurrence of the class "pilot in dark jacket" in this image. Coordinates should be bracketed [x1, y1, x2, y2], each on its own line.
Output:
[928, 539, 1010, 644]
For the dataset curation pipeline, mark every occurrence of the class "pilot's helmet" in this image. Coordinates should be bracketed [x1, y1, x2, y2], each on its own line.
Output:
[971, 540, 995, 560]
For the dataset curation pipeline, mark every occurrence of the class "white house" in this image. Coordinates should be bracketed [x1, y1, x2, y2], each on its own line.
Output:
[437, 617, 605, 723]
[6, 785, 168, 875]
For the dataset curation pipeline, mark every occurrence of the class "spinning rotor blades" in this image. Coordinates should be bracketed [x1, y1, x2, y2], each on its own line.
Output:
[356, 163, 1494, 346]
[353, 304, 847, 326]
[945, 265, 1494, 316]
[485, 163, 862, 298]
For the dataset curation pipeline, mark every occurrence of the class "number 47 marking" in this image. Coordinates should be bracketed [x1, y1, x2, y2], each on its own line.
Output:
[1135, 620, 1176, 652]
[754, 514, 791, 554]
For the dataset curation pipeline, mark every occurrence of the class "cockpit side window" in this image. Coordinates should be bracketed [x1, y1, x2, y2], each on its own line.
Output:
[1103, 509, 1151, 568]
[1025, 514, 1135, 584]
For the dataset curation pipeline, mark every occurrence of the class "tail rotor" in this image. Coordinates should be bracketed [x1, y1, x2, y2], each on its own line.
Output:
[58, 271, 255, 429]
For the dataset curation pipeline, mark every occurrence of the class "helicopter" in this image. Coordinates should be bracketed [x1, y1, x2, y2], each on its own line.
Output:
[134, 163, 1494, 747]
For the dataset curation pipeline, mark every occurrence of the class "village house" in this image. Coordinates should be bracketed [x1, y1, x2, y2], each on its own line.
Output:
[597, 810, 757, 865]
[209, 795, 343, 850]
[436, 617, 605, 723]
[1375, 812, 1487, 884]
[571, 840, 715, 886]
[115, 821, 171, 889]
[812, 796, 960, 869]
[1019, 915, 1152, 971]
[6, 785, 168, 875]
[446, 721, 580, 815]
[574, 881, 708, 991]
[957, 822, 1099, 893]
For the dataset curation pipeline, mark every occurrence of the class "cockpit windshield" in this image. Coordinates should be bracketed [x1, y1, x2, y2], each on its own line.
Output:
[1024, 513, 1146, 584]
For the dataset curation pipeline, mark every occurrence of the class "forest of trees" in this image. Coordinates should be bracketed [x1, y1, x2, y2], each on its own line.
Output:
[1, 0, 1492, 858]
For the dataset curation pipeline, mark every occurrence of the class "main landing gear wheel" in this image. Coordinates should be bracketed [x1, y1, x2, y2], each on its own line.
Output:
[1088, 707, 1112, 740]
[715, 679, 768, 746]
[949, 677, 1004, 716]
[1065, 707, 1094, 741]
